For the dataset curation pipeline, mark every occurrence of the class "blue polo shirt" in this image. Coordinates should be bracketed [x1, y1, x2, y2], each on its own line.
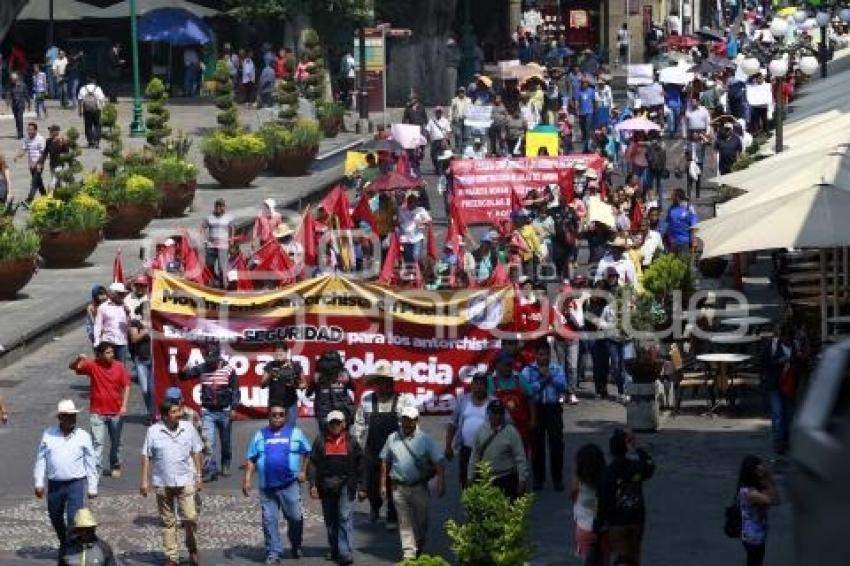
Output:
[246, 425, 311, 490]
[665, 203, 698, 247]
[576, 87, 596, 116]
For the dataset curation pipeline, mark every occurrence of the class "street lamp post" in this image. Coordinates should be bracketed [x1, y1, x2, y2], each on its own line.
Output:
[816, 10, 831, 79]
[128, 0, 145, 136]
[768, 57, 788, 153]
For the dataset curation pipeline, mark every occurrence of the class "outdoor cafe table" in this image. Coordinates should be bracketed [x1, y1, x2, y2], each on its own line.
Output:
[696, 353, 753, 413]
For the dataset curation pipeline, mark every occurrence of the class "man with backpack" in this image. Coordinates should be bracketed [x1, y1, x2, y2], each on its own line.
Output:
[353, 367, 417, 529]
[645, 131, 667, 203]
[307, 350, 355, 432]
[77, 77, 106, 148]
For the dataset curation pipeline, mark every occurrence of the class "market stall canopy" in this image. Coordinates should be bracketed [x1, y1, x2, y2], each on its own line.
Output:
[99, 0, 220, 19]
[17, 0, 102, 20]
[698, 183, 850, 258]
[137, 7, 213, 45]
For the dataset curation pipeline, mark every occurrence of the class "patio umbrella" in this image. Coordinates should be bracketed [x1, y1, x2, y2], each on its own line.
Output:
[99, 0, 220, 18]
[615, 117, 661, 133]
[664, 35, 701, 50]
[137, 7, 213, 45]
[17, 0, 102, 20]
[715, 146, 850, 215]
[698, 183, 850, 258]
[367, 171, 426, 192]
[688, 60, 724, 75]
[361, 138, 402, 153]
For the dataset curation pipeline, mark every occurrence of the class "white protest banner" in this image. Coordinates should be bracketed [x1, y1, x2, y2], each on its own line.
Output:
[465, 105, 493, 129]
[626, 64, 654, 86]
[746, 82, 773, 107]
[637, 83, 665, 107]
[391, 123, 425, 149]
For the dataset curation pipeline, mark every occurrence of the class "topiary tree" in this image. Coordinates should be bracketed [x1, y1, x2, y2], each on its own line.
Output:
[276, 54, 299, 128]
[54, 127, 84, 200]
[100, 103, 122, 177]
[213, 60, 239, 136]
[446, 463, 533, 566]
[144, 78, 172, 149]
[301, 28, 326, 106]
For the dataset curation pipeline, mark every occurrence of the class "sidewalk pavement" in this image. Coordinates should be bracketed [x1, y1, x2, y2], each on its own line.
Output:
[0, 99, 371, 367]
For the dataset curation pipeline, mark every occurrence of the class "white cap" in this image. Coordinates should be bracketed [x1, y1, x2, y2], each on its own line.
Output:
[227, 269, 239, 283]
[164, 238, 176, 246]
[108, 282, 127, 294]
[326, 410, 346, 423]
[400, 406, 420, 420]
[264, 198, 276, 211]
[57, 399, 80, 414]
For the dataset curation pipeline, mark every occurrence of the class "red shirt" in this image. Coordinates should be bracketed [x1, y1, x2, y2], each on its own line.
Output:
[75, 358, 130, 415]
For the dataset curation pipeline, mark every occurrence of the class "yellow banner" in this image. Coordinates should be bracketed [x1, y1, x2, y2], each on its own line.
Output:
[525, 131, 559, 157]
[151, 272, 514, 326]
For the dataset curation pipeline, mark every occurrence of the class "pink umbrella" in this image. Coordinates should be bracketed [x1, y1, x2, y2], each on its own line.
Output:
[616, 117, 662, 133]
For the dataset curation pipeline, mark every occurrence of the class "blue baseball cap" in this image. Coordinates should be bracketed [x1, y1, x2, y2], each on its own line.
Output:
[165, 387, 183, 401]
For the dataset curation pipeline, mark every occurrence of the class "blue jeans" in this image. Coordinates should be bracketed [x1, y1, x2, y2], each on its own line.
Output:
[89, 413, 123, 472]
[321, 490, 354, 561]
[135, 358, 154, 418]
[47, 478, 87, 550]
[645, 169, 664, 202]
[768, 390, 792, 452]
[260, 482, 304, 560]
[286, 401, 298, 428]
[607, 339, 626, 395]
[202, 408, 232, 473]
[34, 95, 47, 118]
[579, 113, 594, 152]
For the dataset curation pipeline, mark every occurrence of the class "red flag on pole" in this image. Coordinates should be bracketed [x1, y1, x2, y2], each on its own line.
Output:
[426, 222, 438, 261]
[180, 231, 212, 286]
[252, 240, 295, 286]
[319, 185, 354, 229]
[112, 249, 124, 284]
[378, 232, 401, 284]
[352, 193, 378, 234]
[296, 207, 318, 267]
[448, 198, 469, 237]
[510, 188, 524, 213]
[558, 168, 575, 204]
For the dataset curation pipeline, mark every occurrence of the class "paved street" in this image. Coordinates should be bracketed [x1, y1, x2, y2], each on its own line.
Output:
[0, 324, 793, 566]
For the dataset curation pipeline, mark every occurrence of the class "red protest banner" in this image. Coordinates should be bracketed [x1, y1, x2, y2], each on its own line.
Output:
[449, 155, 603, 224]
[150, 272, 515, 418]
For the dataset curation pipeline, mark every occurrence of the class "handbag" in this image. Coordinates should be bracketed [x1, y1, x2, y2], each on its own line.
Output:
[400, 436, 437, 483]
[724, 496, 742, 538]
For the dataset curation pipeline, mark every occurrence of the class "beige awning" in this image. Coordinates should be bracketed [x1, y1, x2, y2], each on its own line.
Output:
[18, 0, 102, 20]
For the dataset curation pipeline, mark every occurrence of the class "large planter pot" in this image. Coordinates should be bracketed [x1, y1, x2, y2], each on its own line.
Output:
[0, 258, 37, 299]
[626, 380, 664, 432]
[103, 203, 158, 239]
[319, 116, 342, 138]
[268, 146, 319, 177]
[203, 154, 267, 187]
[158, 179, 197, 218]
[39, 229, 100, 268]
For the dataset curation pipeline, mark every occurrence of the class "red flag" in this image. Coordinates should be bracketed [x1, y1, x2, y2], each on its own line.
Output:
[426, 222, 438, 261]
[378, 232, 401, 284]
[558, 168, 575, 204]
[319, 185, 354, 229]
[112, 249, 124, 284]
[180, 231, 212, 286]
[352, 193, 378, 234]
[448, 198, 469, 237]
[296, 207, 318, 266]
[510, 188, 524, 213]
[226, 253, 255, 291]
[395, 151, 411, 177]
[252, 240, 295, 286]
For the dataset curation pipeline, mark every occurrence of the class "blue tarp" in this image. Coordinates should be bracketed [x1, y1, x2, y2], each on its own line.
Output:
[137, 8, 212, 46]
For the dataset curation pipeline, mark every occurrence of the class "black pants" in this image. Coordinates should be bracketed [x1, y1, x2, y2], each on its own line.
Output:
[532, 403, 564, 486]
[365, 453, 397, 521]
[492, 472, 519, 500]
[83, 109, 101, 147]
[459, 445, 472, 490]
[743, 541, 765, 566]
[12, 105, 24, 138]
[27, 167, 46, 203]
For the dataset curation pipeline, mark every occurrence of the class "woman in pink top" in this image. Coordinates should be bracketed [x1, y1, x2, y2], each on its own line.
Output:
[93, 282, 130, 363]
[252, 198, 282, 247]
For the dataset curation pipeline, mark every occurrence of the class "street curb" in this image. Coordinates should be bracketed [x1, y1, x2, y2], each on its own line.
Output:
[0, 138, 366, 372]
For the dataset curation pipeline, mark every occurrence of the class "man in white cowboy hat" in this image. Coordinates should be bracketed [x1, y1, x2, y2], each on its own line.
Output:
[33, 399, 98, 555]
[379, 405, 446, 560]
[594, 235, 637, 287]
[353, 366, 418, 529]
[92, 281, 129, 363]
[273, 222, 304, 271]
[58, 508, 117, 565]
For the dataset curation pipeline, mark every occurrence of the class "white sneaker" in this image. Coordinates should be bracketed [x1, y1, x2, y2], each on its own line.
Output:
[568, 394, 579, 405]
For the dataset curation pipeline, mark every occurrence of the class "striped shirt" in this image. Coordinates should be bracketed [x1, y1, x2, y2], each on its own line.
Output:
[184, 361, 240, 410]
[22, 134, 46, 167]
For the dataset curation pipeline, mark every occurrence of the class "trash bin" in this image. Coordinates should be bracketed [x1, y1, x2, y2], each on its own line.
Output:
[790, 341, 850, 566]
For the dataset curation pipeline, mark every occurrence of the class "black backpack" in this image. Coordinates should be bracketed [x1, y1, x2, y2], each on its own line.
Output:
[647, 142, 667, 172]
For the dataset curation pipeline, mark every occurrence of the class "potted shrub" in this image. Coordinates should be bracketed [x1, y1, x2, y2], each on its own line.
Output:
[29, 192, 106, 267]
[625, 343, 665, 432]
[125, 150, 197, 218]
[317, 101, 345, 137]
[201, 61, 267, 187]
[84, 173, 159, 239]
[144, 78, 172, 149]
[642, 253, 694, 315]
[301, 28, 327, 107]
[446, 463, 533, 565]
[0, 217, 40, 299]
[263, 118, 322, 176]
[100, 103, 122, 177]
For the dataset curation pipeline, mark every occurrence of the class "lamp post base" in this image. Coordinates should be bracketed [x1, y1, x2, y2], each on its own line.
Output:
[129, 100, 145, 137]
